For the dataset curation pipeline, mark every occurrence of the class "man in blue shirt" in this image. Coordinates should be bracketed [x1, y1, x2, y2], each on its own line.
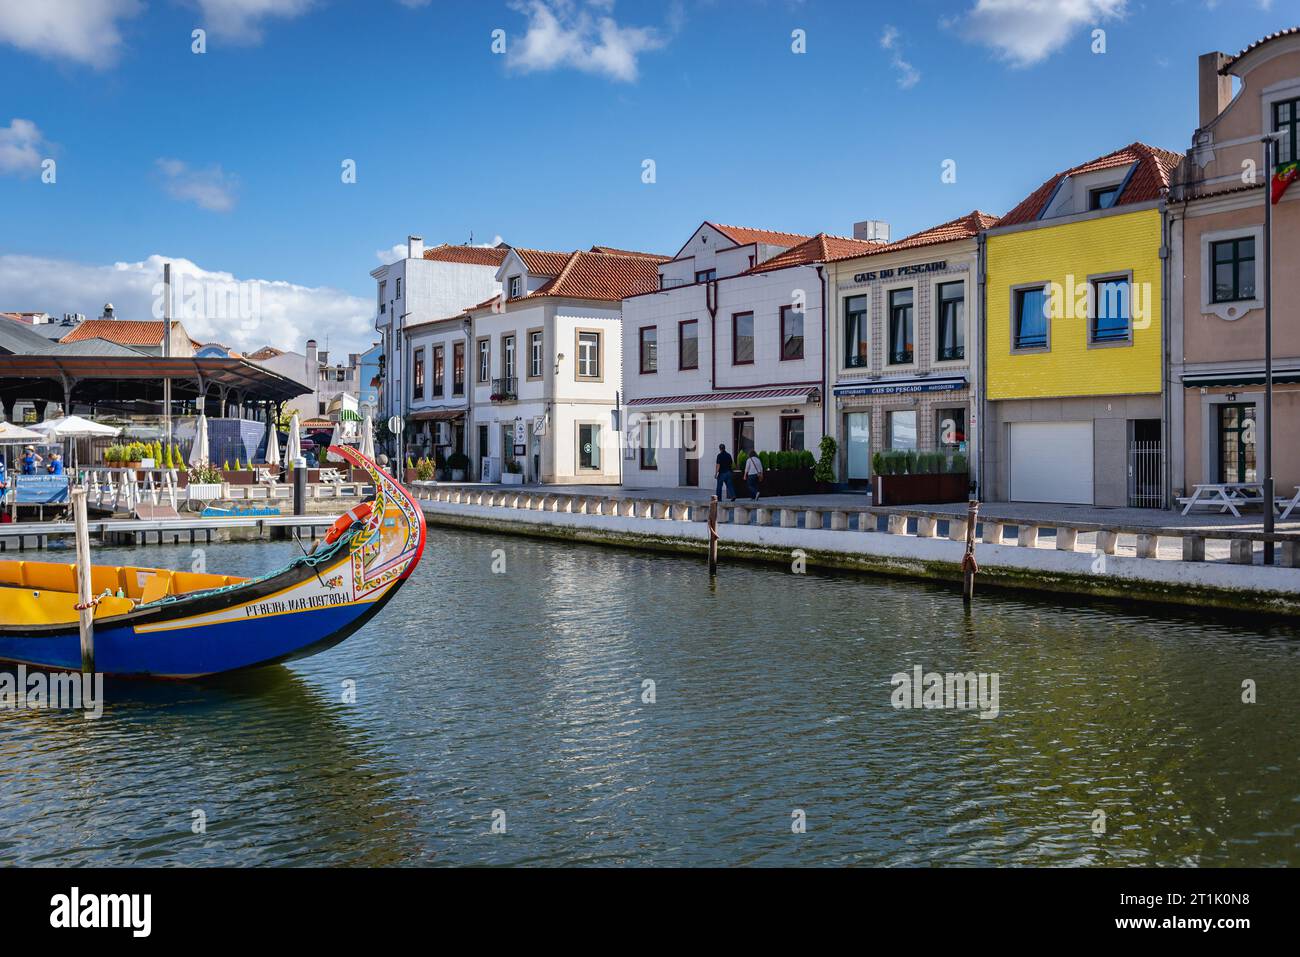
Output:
[21, 446, 41, 475]
[48, 451, 64, 475]
[714, 443, 736, 501]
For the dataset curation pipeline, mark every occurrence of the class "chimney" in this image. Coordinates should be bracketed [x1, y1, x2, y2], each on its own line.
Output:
[853, 220, 891, 244]
[1198, 52, 1232, 128]
[408, 235, 424, 260]
[306, 338, 318, 369]
[100, 302, 115, 320]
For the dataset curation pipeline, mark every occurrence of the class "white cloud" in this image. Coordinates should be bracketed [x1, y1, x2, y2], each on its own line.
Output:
[0, 119, 51, 177]
[880, 24, 920, 89]
[0, 253, 376, 355]
[193, 0, 314, 44]
[507, 0, 667, 83]
[954, 0, 1127, 68]
[156, 158, 239, 212]
[0, 0, 142, 67]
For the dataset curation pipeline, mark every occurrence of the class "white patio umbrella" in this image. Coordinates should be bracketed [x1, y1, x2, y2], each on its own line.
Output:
[188, 413, 210, 468]
[29, 415, 120, 468]
[360, 414, 375, 460]
[0, 422, 45, 445]
[286, 412, 302, 466]
[265, 420, 281, 469]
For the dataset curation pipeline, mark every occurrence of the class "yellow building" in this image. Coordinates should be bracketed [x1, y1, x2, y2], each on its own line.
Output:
[982, 143, 1180, 507]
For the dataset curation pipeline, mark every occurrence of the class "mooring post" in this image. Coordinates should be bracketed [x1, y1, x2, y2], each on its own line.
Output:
[962, 499, 979, 606]
[708, 495, 719, 577]
[71, 487, 95, 675]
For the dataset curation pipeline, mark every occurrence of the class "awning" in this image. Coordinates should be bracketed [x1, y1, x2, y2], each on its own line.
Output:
[1182, 370, 1300, 388]
[409, 409, 467, 422]
[833, 375, 967, 397]
[626, 386, 819, 412]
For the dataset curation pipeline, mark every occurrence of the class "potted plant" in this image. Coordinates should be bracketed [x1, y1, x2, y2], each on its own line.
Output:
[872, 448, 971, 506]
[447, 451, 469, 482]
[814, 436, 837, 491]
[500, 458, 524, 485]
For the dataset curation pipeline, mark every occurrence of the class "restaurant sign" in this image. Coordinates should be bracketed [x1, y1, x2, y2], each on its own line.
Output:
[853, 260, 947, 283]
[834, 379, 965, 397]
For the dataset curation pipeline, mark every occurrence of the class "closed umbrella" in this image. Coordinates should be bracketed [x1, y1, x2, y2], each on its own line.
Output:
[265, 422, 281, 470]
[360, 414, 375, 460]
[188, 413, 209, 467]
[286, 412, 302, 466]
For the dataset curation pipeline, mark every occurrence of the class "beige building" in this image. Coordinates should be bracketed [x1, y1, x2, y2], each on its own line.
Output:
[1169, 28, 1300, 497]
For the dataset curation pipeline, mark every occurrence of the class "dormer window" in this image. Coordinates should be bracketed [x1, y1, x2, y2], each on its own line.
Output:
[508, 275, 522, 299]
[1089, 185, 1121, 210]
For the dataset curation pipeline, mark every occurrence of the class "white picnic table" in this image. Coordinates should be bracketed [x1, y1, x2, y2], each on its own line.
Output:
[1180, 482, 1267, 517]
[1276, 485, 1300, 521]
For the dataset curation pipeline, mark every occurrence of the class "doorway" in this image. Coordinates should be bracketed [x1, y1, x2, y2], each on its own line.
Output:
[683, 415, 699, 486]
[732, 417, 755, 458]
[845, 412, 871, 487]
[1218, 403, 1256, 483]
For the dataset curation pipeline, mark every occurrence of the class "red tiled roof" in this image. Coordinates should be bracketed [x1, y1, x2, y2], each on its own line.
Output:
[748, 233, 885, 272]
[531, 251, 662, 301]
[709, 223, 813, 248]
[1221, 27, 1300, 73]
[422, 243, 510, 266]
[589, 245, 671, 261]
[1000, 143, 1182, 227]
[247, 345, 283, 360]
[59, 319, 186, 347]
[513, 248, 573, 276]
[628, 386, 818, 408]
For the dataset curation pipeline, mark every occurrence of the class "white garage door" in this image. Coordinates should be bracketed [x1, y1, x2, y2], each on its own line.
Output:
[1009, 421, 1094, 505]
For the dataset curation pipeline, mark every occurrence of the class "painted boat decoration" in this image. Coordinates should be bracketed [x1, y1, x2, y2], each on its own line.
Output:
[0, 445, 426, 678]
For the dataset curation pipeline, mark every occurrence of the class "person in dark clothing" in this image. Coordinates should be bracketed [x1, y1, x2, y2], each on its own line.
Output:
[714, 443, 736, 501]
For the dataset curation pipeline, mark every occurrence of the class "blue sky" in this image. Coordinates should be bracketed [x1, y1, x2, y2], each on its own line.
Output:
[0, 0, 1291, 354]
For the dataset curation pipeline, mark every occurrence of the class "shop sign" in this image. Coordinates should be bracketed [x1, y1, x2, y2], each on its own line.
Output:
[853, 260, 947, 283]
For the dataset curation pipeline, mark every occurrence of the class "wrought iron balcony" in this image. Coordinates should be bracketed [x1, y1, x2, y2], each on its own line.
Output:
[490, 377, 518, 402]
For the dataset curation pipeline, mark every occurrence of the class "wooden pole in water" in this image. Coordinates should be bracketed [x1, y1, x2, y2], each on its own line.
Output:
[962, 498, 979, 606]
[708, 495, 719, 576]
[72, 486, 95, 674]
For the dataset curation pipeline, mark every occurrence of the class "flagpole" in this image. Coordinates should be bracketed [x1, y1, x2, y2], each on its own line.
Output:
[1263, 134, 1276, 564]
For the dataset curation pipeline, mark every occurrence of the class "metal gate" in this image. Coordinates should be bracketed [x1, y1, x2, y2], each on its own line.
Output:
[1127, 440, 1165, 508]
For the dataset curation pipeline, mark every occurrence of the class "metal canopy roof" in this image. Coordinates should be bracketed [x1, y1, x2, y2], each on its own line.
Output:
[0, 354, 311, 405]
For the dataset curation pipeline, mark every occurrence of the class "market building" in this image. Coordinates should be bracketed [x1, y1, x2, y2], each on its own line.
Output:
[982, 143, 1181, 507]
[1168, 29, 1300, 498]
[822, 211, 997, 491]
[466, 246, 665, 484]
[620, 222, 880, 489]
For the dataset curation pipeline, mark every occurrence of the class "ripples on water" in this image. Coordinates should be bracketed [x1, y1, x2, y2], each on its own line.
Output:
[1, 528, 1297, 866]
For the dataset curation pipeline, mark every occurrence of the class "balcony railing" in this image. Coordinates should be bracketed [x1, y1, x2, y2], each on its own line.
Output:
[490, 377, 518, 402]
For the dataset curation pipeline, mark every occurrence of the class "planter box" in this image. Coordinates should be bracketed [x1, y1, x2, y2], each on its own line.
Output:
[188, 483, 223, 500]
[404, 469, 418, 484]
[873, 472, 971, 506]
[500, 472, 524, 485]
[451, 469, 466, 482]
[221, 471, 256, 485]
[753, 466, 816, 497]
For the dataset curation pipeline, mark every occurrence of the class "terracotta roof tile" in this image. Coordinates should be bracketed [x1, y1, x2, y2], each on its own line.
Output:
[512, 248, 573, 276]
[1000, 142, 1182, 226]
[816, 211, 1002, 263]
[247, 345, 284, 360]
[747, 233, 884, 272]
[708, 223, 813, 248]
[59, 319, 185, 347]
[530, 251, 661, 301]
[422, 243, 510, 266]
[589, 245, 671, 261]
[1220, 27, 1300, 73]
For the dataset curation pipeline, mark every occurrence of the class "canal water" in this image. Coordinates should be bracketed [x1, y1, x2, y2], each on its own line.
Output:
[1, 527, 1297, 867]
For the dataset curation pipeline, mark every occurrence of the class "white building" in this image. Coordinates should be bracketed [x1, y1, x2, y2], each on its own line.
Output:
[620, 222, 878, 489]
[370, 236, 509, 455]
[467, 246, 664, 483]
[405, 311, 471, 459]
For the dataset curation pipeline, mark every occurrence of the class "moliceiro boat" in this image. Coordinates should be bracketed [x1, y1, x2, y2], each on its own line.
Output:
[0, 445, 426, 678]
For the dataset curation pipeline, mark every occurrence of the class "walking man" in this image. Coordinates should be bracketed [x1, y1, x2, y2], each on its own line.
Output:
[714, 443, 736, 501]
[743, 450, 763, 499]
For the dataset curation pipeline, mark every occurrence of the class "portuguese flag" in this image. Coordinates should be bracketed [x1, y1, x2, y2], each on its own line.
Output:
[1273, 160, 1299, 204]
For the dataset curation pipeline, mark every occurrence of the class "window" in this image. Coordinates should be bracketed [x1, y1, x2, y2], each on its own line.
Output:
[780, 305, 804, 361]
[733, 417, 755, 456]
[378, 281, 386, 314]
[780, 416, 805, 452]
[732, 312, 754, 364]
[936, 408, 966, 450]
[528, 330, 543, 379]
[477, 338, 490, 383]
[1274, 96, 1300, 166]
[577, 331, 601, 379]
[1091, 276, 1132, 343]
[453, 342, 465, 395]
[844, 295, 868, 368]
[640, 419, 658, 469]
[503, 334, 516, 379]
[1014, 286, 1049, 349]
[578, 423, 602, 471]
[935, 282, 965, 361]
[640, 326, 658, 373]
[412, 348, 425, 399]
[1088, 185, 1121, 210]
[432, 346, 445, 397]
[395, 277, 402, 299]
[679, 319, 699, 370]
[1218, 403, 1257, 483]
[695, 268, 716, 284]
[1211, 238, 1255, 303]
[888, 289, 914, 364]
[888, 410, 917, 450]
[508, 275, 522, 299]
